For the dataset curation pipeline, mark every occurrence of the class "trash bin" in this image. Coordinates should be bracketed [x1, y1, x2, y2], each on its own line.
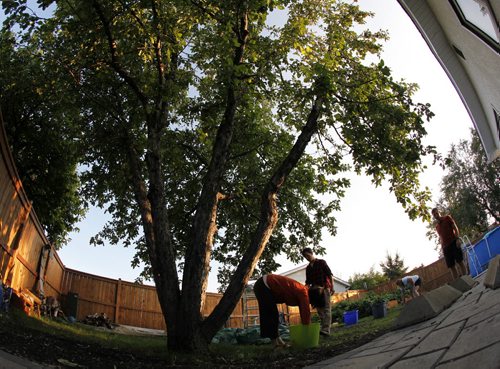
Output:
[372, 302, 387, 319]
[343, 310, 359, 326]
[65, 292, 79, 318]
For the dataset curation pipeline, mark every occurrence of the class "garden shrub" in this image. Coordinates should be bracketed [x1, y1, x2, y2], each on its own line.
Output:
[331, 291, 401, 323]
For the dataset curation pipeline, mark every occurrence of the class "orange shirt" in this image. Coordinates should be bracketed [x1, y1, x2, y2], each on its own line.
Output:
[266, 274, 311, 324]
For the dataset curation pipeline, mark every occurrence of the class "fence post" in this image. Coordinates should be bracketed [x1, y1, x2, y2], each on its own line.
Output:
[115, 278, 122, 324]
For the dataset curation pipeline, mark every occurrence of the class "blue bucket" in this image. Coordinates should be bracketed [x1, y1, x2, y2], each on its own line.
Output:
[343, 310, 358, 326]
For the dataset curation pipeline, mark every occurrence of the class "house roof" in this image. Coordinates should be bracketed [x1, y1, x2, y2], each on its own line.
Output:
[279, 263, 351, 288]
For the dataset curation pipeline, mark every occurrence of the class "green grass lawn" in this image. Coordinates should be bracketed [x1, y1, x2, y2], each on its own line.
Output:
[0, 310, 169, 358]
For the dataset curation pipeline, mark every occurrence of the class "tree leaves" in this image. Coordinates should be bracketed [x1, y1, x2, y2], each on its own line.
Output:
[379, 252, 408, 280]
[437, 129, 499, 240]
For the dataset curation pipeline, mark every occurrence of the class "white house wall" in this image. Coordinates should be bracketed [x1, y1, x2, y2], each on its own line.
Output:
[280, 268, 350, 293]
[398, 0, 500, 162]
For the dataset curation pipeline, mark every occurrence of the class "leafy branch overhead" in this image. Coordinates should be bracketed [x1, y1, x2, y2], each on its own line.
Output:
[1, 0, 436, 352]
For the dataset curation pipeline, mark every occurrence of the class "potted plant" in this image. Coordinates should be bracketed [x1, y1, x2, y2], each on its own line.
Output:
[371, 295, 387, 319]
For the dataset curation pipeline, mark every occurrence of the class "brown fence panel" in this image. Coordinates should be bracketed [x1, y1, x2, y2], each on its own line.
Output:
[61, 269, 118, 321]
[117, 281, 165, 330]
[43, 251, 65, 297]
[0, 117, 64, 300]
[373, 258, 453, 296]
[331, 290, 367, 304]
[60, 268, 255, 330]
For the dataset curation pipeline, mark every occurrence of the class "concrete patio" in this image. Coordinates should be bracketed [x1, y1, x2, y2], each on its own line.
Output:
[304, 263, 500, 369]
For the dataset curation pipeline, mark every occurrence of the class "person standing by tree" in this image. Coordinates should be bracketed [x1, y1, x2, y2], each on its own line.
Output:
[432, 208, 467, 279]
[302, 247, 334, 336]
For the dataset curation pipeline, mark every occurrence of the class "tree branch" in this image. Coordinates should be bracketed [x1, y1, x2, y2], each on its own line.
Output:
[92, 0, 149, 107]
[229, 140, 270, 161]
[181, 8, 250, 326]
[190, 0, 223, 23]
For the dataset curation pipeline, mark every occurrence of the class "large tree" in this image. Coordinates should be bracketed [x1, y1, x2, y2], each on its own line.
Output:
[2, 0, 435, 352]
[436, 129, 499, 241]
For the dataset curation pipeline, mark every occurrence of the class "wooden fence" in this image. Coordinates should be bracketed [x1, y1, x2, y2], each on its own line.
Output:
[60, 268, 245, 330]
[372, 257, 453, 296]
[0, 115, 65, 303]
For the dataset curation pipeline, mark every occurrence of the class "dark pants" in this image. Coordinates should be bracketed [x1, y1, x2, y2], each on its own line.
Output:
[443, 239, 464, 268]
[254, 278, 279, 339]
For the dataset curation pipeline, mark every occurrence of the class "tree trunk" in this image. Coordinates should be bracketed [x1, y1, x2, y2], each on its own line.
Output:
[168, 317, 210, 352]
[177, 12, 250, 350]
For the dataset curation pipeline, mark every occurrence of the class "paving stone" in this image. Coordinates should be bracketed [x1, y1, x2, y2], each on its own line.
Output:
[349, 343, 393, 358]
[465, 296, 500, 328]
[437, 297, 482, 328]
[354, 325, 417, 351]
[394, 285, 462, 329]
[406, 310, 452, 330]
[318, 347, 409, 369]
[303, 271, 500, 369]
[448, 285, 483, 309]
[483, 255, 500, 289]
[477, 285, 500, 307]
[440, 312, 500, 362]
[436, 341, 500, 369]
[448, 275, 478, 292]
[356, 324, 434, 356]
[394, 295, 441, 328]
[403, 321, 463, 357]
[388, 326, 435, 351]
[388, 349, 445, 369]
[302, 351, 355, 369]
[425, 284, 463, 310]
[0, 360, 27, 369]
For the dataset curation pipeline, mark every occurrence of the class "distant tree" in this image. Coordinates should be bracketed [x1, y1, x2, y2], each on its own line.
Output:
[348, 267, 388, 290]
[379, 251, 408, 279]
[429, 130, 500, 243]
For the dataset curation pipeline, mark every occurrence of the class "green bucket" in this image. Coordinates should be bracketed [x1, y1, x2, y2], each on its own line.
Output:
[289, 322, 320, 349]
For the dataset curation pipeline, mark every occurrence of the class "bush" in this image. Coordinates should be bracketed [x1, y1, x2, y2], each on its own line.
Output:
[331, 291, 400, 323]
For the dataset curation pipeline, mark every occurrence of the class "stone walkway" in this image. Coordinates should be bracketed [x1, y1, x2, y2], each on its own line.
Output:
[304, 272, 500, 369]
